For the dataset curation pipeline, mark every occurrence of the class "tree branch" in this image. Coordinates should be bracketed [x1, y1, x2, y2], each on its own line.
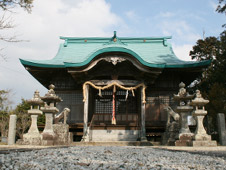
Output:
[0, 0, 33, 13]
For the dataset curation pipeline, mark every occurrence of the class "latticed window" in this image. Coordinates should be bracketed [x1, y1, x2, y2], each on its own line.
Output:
[56, 91, 84, 123]
[57, 92, 83, 105]
[95, 90, 112, 114]
[145, 92, 177, 122]
[146, 94, 176, 107]
[94, 90, 138, 114]
[116, 90, 137, 114]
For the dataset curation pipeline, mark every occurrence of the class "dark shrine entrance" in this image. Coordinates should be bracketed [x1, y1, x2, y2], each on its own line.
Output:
[82, 80, 147, 141]
[91, 88, 140, 127]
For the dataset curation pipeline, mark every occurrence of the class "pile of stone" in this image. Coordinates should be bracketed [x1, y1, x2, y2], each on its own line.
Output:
[1, 146, 226, 169]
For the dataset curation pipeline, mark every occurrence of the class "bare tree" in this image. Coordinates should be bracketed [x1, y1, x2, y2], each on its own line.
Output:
[0, 0, 33, 12]
[14, 99, 31, 139]
[0, 90, 11, 138]
[16, 111, 30, 139]
[0, 0, 33, 59]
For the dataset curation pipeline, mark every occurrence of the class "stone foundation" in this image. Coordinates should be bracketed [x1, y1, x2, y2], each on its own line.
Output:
[191, 134, 217, 147]
[41, 132, 56, 145]
[22, 133, 42, 145]
[88, 130, 140, 142]
[192, 140, 217, 147]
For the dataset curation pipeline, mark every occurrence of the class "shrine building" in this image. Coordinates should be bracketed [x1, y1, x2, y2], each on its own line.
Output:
[20, 32, 210, 142]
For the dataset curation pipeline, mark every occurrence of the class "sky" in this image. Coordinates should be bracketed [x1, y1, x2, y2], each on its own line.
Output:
[0, 0, 225, 107]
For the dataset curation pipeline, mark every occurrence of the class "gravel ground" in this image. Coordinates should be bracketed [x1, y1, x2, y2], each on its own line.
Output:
[0, 146, 226, 170]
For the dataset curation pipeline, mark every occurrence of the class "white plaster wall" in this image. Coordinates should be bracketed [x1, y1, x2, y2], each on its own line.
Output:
[90, 130, 140, 141]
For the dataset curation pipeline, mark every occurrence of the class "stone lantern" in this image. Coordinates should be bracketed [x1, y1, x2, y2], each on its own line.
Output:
[23, 90, 43, 145]
[190, 90, 217, 146]
[41, 84, 62, 145]
[174, 82, 194, 146]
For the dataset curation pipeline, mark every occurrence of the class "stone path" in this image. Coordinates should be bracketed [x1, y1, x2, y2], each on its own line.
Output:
[1, 146, 226, 170]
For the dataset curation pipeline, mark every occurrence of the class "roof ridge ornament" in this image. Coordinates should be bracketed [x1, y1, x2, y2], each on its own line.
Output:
[103, 31, 127, 46]
[113, 31, 117, 39]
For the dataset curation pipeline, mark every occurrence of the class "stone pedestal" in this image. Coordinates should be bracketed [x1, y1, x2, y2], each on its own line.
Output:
[175, 133, 193, 146]
[217, 113, 226, 146]
[23, 114, 42, 145]
[178, 108, 193, 134]
[53, 124, 72, 145]
[192, 140, 217, 147]
[7, 115, 17, 145]
[42, 113, 56, 145]
[175, 106, 194, 146]
[193, 111, 210, 140]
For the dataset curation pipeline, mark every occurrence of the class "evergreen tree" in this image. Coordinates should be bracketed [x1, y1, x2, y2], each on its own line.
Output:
[190, 32, 226, 132]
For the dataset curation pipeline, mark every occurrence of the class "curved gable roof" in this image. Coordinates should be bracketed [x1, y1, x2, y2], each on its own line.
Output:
[20, 32, 211, 69]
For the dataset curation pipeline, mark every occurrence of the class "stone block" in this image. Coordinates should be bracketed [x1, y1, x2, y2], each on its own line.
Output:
[22, 134, 41, 145]
[217, 113, 226, 146]
[42, 139, 54, 146]
[175, 140, 192, 146]
[179, 133, 193, 140]
[53, 124, 71, 145]
[192, 140, 217, 147]
[42, 132, 56, 140]
[175, 133, 193, 146]
[193, 134, 211, 141]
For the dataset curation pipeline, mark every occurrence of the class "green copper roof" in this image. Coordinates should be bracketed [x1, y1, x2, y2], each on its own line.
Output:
[20, 32, 211, 69]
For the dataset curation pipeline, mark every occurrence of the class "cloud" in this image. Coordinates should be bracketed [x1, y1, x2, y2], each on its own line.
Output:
[125, 10, 140, 22]
[158, 12, 175, 18]
[172, 43, 193, 61]
[161, 20, 201, 44]
[0, 0, 124, 107]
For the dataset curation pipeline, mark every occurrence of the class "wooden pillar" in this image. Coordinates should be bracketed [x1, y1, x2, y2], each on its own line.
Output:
[83, 85, 89, 137]
[140, 86, 147, 141]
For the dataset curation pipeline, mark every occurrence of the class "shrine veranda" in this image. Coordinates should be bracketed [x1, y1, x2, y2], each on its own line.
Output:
[20, 32, 210, 142]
